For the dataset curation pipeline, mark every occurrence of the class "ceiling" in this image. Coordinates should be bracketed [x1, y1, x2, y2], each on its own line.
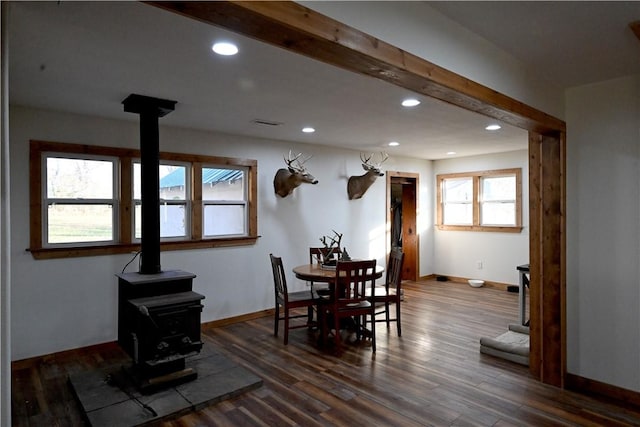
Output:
[427, 1, 640, 89]
[8, 2, 639, 160]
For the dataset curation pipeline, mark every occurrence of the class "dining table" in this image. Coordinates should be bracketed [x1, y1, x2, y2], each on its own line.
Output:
[293, 261, 384, 348]
[292, 262, 384, 284]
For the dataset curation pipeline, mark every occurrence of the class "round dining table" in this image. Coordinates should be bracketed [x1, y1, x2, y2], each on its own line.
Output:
[292, 263, 384, 283]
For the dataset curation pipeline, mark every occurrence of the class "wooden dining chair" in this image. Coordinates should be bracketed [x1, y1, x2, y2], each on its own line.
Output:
[320, 259, 377, 353]
[270, 253, 317, 345]
[368, 249, 405, 336]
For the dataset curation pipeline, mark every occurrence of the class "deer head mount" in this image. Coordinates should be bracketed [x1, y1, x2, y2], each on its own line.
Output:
[347, 152, 388, 200]
[273, 150, 318, 197]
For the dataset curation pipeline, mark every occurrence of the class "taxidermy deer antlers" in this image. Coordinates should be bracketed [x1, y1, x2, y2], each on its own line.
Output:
[273, 150, 318, 197]
[347, 152, 388, 200]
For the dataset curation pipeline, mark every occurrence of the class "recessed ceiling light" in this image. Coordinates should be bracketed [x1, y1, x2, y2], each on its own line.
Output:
[401, 98, 421, 107]
[302, 127, 315, 133]
[485, 124, 501, 131]
[447, 151, 457, 155]
[212, 42, 238, 56]
[388, 141, 400, 147]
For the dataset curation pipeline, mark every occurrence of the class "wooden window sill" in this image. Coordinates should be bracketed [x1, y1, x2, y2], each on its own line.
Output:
[28, 236, 261, 260]
[437, 225, 523, 233]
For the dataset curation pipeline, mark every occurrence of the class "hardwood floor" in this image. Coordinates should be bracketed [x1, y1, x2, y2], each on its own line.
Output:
[12, 280, 640, 426]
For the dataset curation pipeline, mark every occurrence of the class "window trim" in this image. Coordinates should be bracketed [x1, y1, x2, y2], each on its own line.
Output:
[29, 140, 259, 259]
[436, 168, 522, 233]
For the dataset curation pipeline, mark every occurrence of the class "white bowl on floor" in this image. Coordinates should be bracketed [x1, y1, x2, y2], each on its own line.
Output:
[468, 279, 485, 288]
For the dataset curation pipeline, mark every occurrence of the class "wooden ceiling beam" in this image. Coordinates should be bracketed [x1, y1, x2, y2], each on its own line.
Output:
[145, 1, 565, 135]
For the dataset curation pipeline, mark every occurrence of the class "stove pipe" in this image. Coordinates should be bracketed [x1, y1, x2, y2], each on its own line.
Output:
[123, 94, 176, 274]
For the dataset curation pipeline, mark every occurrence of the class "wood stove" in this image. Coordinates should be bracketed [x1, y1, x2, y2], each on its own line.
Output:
[128, 292, 204, 366]
[117, 270, 204, 392]
[117, 94, 205, 393]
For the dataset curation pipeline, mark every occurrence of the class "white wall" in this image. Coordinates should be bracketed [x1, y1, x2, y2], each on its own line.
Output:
[433, 150, 529, 285]
[300, 1, 564, 119]
[1, 3, 12, 425]
[566, 75, 640, 391]
[9, 106, 434, 360]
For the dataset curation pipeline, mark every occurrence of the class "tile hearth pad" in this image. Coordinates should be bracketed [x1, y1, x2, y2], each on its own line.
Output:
[69, 344, 262, 426]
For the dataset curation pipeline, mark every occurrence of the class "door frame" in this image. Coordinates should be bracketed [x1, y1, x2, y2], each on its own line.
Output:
[386, 171, 419, 281]
[150, 1, 566, 387]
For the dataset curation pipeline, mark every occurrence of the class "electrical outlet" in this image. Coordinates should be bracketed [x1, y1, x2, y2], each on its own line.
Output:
[476, 261, 483, 269]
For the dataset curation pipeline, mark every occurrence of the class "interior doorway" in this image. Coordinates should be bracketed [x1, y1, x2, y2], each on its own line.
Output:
[387, 172, 419, 281]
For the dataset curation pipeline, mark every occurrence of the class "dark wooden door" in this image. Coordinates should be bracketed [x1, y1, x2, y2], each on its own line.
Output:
[401, 181, 417, 280]
[388, 172, 418, 281]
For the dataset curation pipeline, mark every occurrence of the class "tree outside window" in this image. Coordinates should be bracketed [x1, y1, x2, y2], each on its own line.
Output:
[45, 156, 116, 245]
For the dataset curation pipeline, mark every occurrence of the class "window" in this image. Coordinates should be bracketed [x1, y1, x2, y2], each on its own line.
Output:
[29, 140, 259, 259]
[44, 155, 117, 246]
[134, 162, 190, 239]
[441, 177, 473, 225]
[201, 167, 247, 237]
[437, 168, 522, 232]
[480, 175, 517, 226]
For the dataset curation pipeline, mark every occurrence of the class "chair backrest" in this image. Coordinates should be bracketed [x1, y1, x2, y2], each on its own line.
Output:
[270, 253, 288, 300]
[386, 249, 405, 293]
[334, 259, 377, 305]
[309, 246, 342, 264]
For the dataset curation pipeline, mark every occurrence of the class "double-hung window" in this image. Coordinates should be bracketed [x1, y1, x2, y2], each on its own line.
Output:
[480, 174, 517, 226]
[133, 162, 190, 240]
[44, 154, 118, 246]
[29, 140, 259, 259]
[201, 166, 248, 237]
[437, 168, 522, 232]
[441, 177, 473, 226]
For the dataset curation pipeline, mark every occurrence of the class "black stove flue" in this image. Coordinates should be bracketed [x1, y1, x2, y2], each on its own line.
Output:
[122, 94, 176, 274]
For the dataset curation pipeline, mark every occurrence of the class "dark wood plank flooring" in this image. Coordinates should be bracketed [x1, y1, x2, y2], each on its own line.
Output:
[12, 280, 640, 426]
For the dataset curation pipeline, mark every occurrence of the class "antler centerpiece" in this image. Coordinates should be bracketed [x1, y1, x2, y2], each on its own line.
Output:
[319, 230, 343, 267]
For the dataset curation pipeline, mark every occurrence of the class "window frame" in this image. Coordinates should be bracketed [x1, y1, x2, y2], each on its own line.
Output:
[436, 168, 523, 233]
[29, 140, 259, 259]
[42, 152, 119, 247]
[133, 160, 192, 241]
[200, 164, 249, 239]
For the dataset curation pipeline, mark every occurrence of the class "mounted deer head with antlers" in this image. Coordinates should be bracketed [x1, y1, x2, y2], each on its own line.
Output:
[347, 152, 388, 200]
[273, 150, 318, 198]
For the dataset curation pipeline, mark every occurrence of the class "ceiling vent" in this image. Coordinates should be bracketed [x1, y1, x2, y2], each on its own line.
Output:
[252, 119, 283, 126]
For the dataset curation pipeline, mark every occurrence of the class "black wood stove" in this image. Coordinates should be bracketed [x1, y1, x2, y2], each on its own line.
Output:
[117, 94, 204, 393]
[116, 270, 204, 392]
